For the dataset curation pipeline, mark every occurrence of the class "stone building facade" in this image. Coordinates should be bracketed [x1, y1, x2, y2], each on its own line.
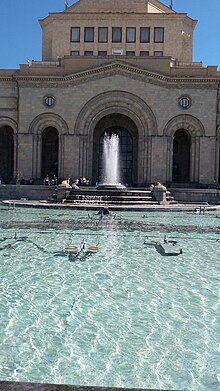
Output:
[0, 0, 220, 186]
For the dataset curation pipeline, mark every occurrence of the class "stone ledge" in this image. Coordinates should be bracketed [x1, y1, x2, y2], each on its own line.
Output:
[0, 382, 175, 391]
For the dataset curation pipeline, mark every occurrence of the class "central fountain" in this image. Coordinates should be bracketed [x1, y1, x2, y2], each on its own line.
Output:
[97, 133, 126, 190]
[61, 133, 159, 205]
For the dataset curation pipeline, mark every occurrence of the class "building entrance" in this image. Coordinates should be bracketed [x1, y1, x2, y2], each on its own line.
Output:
[172, 129, 190, 183]
[0, 126, 14, 184]
[41, 127, 58, 179]
[92, 113, 138, 185]
[98, 127, 133, 185]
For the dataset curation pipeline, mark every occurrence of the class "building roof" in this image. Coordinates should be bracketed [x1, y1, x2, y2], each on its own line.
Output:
[64, 0, 175, 14]
[40, 0, 196, 28]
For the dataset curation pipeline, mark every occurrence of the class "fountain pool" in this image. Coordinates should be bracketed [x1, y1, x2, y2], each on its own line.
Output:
[0, 205, 220, 390]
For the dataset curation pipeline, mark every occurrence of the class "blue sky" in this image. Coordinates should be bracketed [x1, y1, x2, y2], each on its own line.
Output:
[0, 0, 219, 70]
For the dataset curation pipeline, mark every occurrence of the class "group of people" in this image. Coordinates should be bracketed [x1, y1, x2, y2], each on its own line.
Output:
[74, 176, 89, 186]
[43, 174, 58, 186]
[43, 175, 90, 187]
[58, 176, 90, 189]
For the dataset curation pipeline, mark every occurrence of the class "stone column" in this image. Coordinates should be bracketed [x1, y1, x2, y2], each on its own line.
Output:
[166, 136, 173, 183]
[79, 135, 88, 178]
[141, 135, 152, 184]
[13, 132, 18, 181]
[35, 133, 42, 179]
[190, 135, 200, 182]
[215, 128, 220, 183]
[58, 134, 64, 179]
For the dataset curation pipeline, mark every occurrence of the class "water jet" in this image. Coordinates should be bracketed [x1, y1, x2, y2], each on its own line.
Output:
[97, 133, 126, 190]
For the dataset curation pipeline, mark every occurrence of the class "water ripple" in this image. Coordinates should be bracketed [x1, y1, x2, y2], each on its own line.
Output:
[0, 211, 220, 390]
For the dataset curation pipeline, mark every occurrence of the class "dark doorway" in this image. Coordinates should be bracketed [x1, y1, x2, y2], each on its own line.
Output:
[0, 126, 14, 184]
[172, 129, 190, 183]
[219, 143, 220, 184]
[93, 114, 138, 185]
[41, 127, 58, 179]
[98, 127, 133, 185]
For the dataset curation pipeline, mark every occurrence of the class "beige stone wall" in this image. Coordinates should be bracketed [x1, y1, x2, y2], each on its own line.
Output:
[63, 134, 80, 178]
[6, 69, 215, 184]
[151, 137, 167, 183]
[0, 82, 18, 123]
[17, 134, 34, 179]
[1, 58, 219, 182]
[199, 137, 217, 184]
[40, 9, 195, 63]
[15, 74, 217, 135]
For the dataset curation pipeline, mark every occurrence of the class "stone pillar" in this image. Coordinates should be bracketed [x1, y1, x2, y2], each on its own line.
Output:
[151, 136, 167, 183]
[141, 135, 152, 184]
[32, 133, 41, 179]
[58, 134, 64, 179]
[190, 135, 200, 182]
[13, 132, 18, 181]
[17, 133, 34, 181]
[215, 127, 220, 183]
[79, 135, 88, 178]
[166, 136, 173, 183]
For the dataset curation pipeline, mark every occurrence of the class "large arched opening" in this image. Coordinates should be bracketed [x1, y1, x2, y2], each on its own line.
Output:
[75, 91, 158, 185]
[172, 129, 191, 183]
[29, 113, 68, 180]
[0, 125, 14, 184]
[92, 113, 138, 185]
[41, 127, 59, 179]
[164, 115, 204, 184]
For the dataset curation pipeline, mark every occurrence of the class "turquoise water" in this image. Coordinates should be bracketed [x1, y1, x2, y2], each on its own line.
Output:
[0, 205, 220, 390]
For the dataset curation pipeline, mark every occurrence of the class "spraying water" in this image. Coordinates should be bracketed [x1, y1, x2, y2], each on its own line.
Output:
[103, 133, 120, 184]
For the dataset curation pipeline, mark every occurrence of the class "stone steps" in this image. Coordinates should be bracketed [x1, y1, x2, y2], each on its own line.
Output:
[66, 195, 153, 202]
[61, 186, 176, 206]
[65, 199, 158, 205]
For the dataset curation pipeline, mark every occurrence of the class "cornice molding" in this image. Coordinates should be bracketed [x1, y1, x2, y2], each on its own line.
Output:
[3, 62, 220, 87]
[0, 77, 15, 82]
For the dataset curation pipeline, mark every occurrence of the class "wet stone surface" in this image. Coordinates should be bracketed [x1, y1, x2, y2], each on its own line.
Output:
[0, 382, 172, 391]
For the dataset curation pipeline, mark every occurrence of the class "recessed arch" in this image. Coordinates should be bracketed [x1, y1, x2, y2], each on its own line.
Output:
[74, 91, 157, 183]
[164, 115, 205, 183]
[75, 90, 158, 137]
[29, 113, 69, 180]
[164, 114, 205, 138]
[29, 112, 69, 135]
[0, 117, 17, 134]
